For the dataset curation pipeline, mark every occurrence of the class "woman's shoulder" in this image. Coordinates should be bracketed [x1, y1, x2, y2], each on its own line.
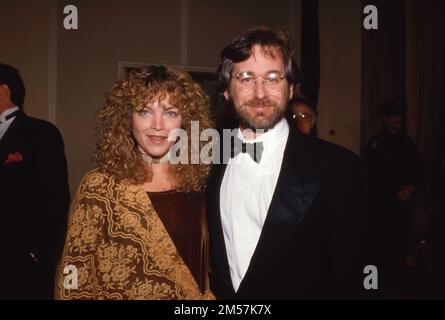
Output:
[77, 168, 143, 201]
[76, 168, 117, 194]
[81, 168, 112, 183]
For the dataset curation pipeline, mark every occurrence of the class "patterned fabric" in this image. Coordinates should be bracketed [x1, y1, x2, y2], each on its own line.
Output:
[55, 170, 214, 300]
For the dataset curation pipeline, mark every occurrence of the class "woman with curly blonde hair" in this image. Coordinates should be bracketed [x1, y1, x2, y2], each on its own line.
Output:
[55, 66, 215, 299]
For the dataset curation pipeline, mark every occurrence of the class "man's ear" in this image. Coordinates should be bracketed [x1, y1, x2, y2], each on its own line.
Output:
[223, 90, 230, 101]
[289, 84, 294, 100]
[0, 84, 9, 100]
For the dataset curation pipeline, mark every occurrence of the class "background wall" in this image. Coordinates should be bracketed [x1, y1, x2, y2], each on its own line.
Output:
[187, 0, 298, 68]
[0, 0, 52, 120]
[318, 0, 362, 154]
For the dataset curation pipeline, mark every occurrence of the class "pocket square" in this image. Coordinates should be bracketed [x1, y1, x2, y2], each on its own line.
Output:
[4, 152, 24, 165]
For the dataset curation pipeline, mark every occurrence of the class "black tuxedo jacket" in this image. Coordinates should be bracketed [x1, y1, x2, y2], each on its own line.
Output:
[206, 124, 368, 299]
[0, 111, 70, 299]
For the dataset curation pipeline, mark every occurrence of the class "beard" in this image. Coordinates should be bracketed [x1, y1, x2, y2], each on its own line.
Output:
[234, 97, 287, 130]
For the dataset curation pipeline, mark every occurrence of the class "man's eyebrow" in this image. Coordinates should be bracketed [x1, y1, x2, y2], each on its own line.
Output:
[266, 69, 283, 74]
[236, 69, 282, 75]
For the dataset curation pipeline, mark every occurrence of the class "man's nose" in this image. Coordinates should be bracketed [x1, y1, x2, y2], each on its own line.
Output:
[253, 80, 267, 100]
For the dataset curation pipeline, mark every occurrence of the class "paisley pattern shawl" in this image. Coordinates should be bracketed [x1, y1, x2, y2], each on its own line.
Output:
[55, 170, 214, 300]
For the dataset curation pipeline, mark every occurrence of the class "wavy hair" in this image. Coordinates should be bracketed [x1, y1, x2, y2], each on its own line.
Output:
[93, 65, 214, 193]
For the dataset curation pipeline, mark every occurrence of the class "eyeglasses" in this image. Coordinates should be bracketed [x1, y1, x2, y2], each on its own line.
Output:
[231, 71, 285, 90]
[292, 112, 312, 122]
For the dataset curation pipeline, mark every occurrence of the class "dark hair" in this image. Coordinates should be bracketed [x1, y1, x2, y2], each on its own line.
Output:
[216, 26, 301, 99]
[0, 63, 26, 109]
[288, 95, 316, 112]
[286, 95, 318, 125]
[378, 100, 406, 117]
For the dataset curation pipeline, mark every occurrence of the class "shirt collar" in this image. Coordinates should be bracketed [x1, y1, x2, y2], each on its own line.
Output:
[237, 117, 289, 157]
[0, 106, 20, 123]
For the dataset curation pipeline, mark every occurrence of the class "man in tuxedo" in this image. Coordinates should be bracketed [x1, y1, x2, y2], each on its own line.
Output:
[0, 63, 70, 299]
[207, 27, 369, 299]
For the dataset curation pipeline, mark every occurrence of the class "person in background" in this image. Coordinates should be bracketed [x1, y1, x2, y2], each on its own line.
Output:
[287, 95, 318, 135]
[0, 63, 70, 299]
[366, 100, 423, 290]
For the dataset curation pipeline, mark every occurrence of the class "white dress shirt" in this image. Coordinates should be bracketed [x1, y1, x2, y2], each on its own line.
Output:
[0, 106, 19, 141]
[220, 118, 289, 292]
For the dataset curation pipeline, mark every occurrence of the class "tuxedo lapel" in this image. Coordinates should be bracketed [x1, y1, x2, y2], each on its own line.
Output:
[266, 131, 322, 228]
[236, 125, 323, 295]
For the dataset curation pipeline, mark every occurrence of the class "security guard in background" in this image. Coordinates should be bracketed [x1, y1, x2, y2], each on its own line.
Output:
[366, 101, 423, 289]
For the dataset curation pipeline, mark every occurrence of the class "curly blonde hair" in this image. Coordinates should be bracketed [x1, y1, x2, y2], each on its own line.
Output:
[93, 65, 214, 193]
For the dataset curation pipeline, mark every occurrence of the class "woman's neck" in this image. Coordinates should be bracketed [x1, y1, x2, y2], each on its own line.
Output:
[150, 160, 171, 173]
[143, 161, 177, 192]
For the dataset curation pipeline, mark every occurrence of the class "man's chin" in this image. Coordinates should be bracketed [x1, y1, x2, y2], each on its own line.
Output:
[249, 110, 273, 121]
[236, 104, 285, 130]
[241, 115, 275, 130]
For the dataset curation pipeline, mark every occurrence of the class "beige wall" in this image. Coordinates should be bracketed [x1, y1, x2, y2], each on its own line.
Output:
[0, 0, 52, 120]
[188, 0, 297, 68]
[318, 0, 362, 154]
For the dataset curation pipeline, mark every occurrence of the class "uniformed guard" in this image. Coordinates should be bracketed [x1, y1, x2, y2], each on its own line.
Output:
[366, 100, 423, 290]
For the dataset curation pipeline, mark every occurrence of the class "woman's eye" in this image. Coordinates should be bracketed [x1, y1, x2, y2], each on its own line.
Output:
[166, 111, 178, 117]
[137, 109, 151, 117]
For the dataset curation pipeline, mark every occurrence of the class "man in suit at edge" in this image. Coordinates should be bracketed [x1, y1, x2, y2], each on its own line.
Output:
[0, 63, 70, 299]
[206, 27, 369, 299]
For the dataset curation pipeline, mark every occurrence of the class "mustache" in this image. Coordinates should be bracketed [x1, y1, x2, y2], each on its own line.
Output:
[243, 99, 277, 108]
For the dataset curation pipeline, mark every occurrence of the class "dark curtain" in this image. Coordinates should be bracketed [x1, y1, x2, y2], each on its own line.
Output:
[406, 1, 445, 294]
[405, 0, 445, 166]
[361, 0, 406, 154]
[300, 0, 320, 107]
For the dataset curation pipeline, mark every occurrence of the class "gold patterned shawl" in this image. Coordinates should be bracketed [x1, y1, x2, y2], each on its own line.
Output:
[55, 170, 214, 300]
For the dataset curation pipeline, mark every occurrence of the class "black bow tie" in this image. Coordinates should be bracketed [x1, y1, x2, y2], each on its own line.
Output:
[0, 110, 19, 124]
[230, 136, 264, 163]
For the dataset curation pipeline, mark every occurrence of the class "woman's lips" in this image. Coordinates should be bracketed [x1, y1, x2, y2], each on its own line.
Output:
[147, 135, 167, 144]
